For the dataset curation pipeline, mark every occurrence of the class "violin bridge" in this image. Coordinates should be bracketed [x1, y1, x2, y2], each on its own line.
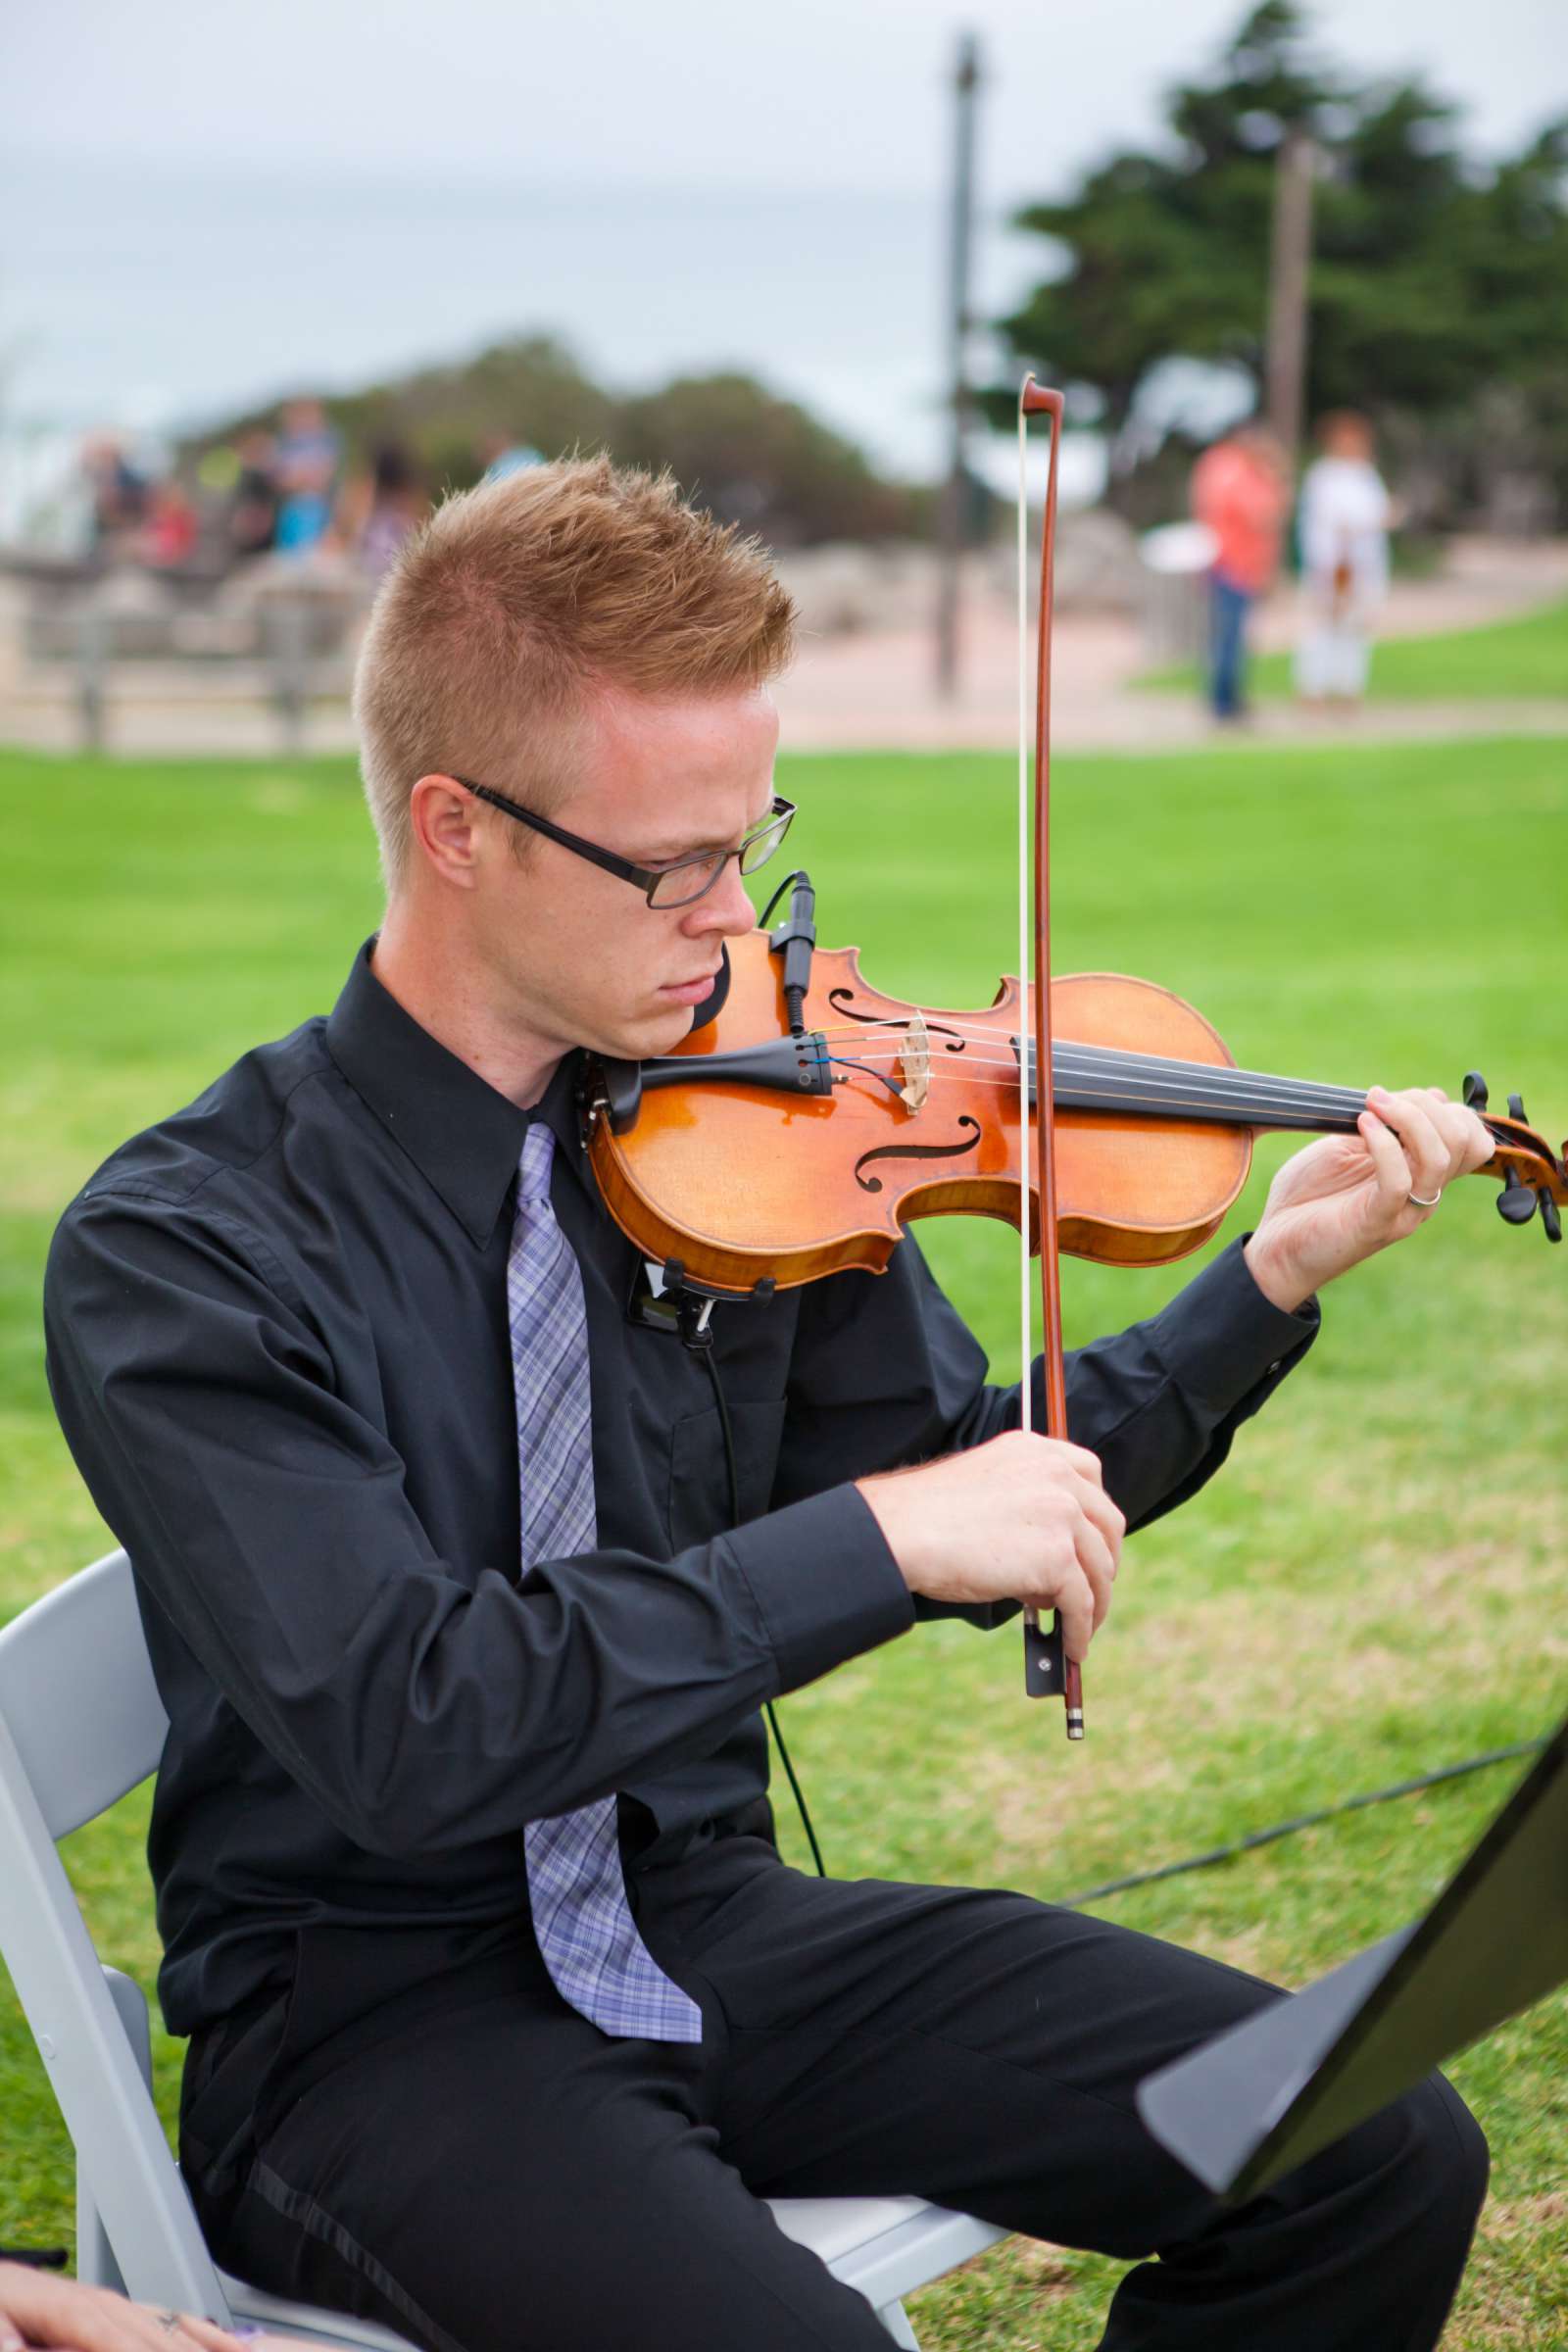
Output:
[898, 1011, 932, 1112]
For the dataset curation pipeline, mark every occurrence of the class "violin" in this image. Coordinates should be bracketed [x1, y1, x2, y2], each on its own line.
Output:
[586, 373, 1562, 1739]
[581, 923, 1567, 1299]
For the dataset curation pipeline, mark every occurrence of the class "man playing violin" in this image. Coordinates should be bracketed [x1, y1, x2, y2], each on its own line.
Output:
[45, 460, 1494, 2351]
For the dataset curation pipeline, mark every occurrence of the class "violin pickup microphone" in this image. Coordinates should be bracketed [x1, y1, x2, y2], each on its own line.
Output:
[767, 871, 817, 1037]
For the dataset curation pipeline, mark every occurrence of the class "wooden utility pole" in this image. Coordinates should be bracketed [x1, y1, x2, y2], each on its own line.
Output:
[1265, 128, 1316, 461]
[935, 31, 980, 702]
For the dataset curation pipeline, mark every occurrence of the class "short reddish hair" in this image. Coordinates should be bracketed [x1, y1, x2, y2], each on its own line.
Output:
[354, 456, 796, 889]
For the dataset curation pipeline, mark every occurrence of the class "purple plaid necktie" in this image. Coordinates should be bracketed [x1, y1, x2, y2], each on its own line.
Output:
[510, 1121, 703, 2043]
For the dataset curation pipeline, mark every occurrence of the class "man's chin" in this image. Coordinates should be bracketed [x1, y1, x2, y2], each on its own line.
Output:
[586, 1003, 697, 1062]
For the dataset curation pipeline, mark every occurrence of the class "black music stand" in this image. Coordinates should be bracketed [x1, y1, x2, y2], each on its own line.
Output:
[1137, 1712, 1568, 2203]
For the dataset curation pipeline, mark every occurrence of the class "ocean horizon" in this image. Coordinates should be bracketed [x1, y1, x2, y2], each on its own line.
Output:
[1, 149, 1090, 529]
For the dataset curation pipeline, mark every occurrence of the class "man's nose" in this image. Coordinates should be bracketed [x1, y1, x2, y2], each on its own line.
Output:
[685, 857, 756, 940]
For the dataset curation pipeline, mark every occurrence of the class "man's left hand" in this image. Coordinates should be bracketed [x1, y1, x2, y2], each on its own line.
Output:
[1243, 1086, 1493, 1314]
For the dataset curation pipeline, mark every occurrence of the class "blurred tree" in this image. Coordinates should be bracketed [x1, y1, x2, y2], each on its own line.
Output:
[610, 372, 921, 547]
[193, 337, 612, 499]
[189, 344, 922, 550]
[334, 335, 615, 493]
[992, 1, 1568, 525]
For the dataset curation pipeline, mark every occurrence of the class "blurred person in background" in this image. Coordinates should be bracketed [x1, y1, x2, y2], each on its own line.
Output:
[273, 399, 340, 557]
[80, 435, 151, 564]
[227, 431, 282, 564]
[339, 441, 427, 579]
[480, 428, 544, 482]
[1190, 423, 1291, 723]
[138, 474, 200, 570]
[1295, 413, 1394, 711]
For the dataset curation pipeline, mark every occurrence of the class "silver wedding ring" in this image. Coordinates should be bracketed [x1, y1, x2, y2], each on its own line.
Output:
[1408, 1189, 1443, 1208]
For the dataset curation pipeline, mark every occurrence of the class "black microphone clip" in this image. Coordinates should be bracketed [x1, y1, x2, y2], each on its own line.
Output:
[765, 870, 816, 1038]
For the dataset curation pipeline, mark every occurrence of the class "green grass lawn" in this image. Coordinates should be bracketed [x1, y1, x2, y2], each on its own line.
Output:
[1141, 593, 1568, 702]
[3, 736, 1566, 2343]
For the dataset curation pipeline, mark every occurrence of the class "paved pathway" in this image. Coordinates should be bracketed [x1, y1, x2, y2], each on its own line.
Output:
[3, 536, 1563, 760]
[774, 537, 1568, 754]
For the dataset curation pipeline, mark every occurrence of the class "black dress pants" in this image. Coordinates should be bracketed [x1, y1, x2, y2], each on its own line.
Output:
[182, 1837, 1488, 2352]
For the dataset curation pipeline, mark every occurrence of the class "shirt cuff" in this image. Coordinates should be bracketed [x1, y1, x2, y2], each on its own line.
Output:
[723, 1485, 914, 1695]
[1144, 1234, 1319, 1411]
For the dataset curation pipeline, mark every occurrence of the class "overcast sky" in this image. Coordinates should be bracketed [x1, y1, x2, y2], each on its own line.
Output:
[1, 0, 1559, 504]
[6, 0, 1562, 205]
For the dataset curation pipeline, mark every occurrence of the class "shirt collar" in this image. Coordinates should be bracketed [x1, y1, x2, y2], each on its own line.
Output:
[323, 938, 584, 1248]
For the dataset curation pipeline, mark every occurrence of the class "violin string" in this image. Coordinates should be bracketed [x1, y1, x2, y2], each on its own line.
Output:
[839, 1078, 1362, 1127]
[804, 1023, 1368, 1108]
[807, 1019, 1369, 1099]
[828, 1071, 1363, 1127]
[815, 1042, 1367, 1110]
[822, 1054, 1363, 1105]
[816, 1046, 1367, 1119]
[825, 1044, 1356, 1093]
[809, 1014, 1220, 1047]
[823, 1056, 1364, 1127]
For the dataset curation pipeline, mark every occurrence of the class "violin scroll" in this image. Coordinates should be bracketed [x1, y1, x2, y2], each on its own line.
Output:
[1464, 1070, 1567, 1243]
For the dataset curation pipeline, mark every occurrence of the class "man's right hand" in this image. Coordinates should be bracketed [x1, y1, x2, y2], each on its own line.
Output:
[856, 1432, 1124, 1663]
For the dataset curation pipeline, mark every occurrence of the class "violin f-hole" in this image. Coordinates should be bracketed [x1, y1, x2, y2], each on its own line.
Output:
[854, 1117, 982, 1194]
[828, 988, 969, 1054]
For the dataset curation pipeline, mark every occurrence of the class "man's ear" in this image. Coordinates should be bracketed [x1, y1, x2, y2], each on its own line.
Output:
[409, 773, 482, 889]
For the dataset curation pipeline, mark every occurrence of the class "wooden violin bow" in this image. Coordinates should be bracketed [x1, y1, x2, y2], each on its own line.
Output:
[1017, 377, 1084, 1738]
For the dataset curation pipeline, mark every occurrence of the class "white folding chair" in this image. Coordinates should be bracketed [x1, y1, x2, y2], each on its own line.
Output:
[0, 1550, 1004, 2345]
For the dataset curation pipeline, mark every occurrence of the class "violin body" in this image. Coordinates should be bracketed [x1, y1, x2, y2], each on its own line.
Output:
[585, 927, 1565, 1300]
[586, 928, 1251, 1297]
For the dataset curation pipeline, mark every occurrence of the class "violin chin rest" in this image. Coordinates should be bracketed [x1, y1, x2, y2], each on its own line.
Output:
[686, 944, 732, 1034]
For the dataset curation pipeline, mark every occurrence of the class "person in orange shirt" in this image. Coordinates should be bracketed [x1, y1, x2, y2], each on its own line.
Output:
[1190, 424, 1291, 720]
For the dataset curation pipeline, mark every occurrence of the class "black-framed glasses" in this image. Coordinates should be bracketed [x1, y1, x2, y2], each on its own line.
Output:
[454, 777, 796, 910]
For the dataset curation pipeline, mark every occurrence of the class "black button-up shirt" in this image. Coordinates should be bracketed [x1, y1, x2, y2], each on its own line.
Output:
[44, 940, 1316, 2037]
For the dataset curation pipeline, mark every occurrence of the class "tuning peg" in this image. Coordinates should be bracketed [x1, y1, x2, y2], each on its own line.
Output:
[1508, 1093, 1527, 1123]
[1542, 1194, 1562, 1245]
[1462, 1071, 1489, 1112]
[1496, 1178, 1538, 1226]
